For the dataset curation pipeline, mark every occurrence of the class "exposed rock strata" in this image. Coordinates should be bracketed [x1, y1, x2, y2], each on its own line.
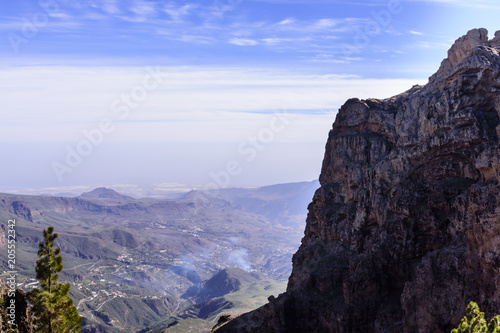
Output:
[214, 28, 500, 332]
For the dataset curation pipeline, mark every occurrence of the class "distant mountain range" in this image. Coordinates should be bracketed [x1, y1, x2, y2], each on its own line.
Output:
[0, 180, 318, 332]
[0, 181, 308, 200]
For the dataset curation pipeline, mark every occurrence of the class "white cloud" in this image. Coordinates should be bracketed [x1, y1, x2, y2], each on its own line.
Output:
[48, 12, 73, 19]
[163, 3, 197, 21]
[101, 0, 120, 14]
[130, 0, 157, 17]
[229, 38, 259, 46]
[312, 18, 338, 29]
[409, 30, 424, 36]
[261, 37, 311, 46]
[278, 17, 295, 25]
[311, 55, 364, 63]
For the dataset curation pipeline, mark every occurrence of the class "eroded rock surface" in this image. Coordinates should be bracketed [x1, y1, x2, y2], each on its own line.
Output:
[214, 28, 500, 333]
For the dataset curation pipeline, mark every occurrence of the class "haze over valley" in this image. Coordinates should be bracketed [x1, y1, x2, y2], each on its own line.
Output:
[0, 181, 318, 332]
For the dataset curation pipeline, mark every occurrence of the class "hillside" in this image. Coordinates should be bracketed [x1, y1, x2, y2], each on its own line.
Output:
[0, 181, 317, 332]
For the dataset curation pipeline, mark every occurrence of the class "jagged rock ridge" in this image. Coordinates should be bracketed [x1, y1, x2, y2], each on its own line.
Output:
[214, 28, 500, 332]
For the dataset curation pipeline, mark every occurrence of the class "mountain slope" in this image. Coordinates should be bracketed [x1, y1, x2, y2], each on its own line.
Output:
[0, 181, 318, 332]
[217, 180, 319, 228]
[184, 268, 263, 302]
[215, 28, 500, 333]
[166, 268, 285, 332]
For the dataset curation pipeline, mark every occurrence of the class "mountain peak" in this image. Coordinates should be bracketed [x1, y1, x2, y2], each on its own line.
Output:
[448, 28, 490, 66]
[79, 187, 135, 201]
[179, 190, 210, 201]
[430, 28, 500, 85]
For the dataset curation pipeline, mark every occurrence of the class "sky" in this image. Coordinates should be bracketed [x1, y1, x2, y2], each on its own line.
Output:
[0, 0, 499, 192]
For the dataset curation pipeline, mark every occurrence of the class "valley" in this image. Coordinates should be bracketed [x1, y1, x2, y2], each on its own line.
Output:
[0, 181, 318, 332]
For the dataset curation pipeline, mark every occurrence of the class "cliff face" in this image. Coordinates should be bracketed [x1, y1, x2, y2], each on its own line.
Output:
[215, 28, 500, 333]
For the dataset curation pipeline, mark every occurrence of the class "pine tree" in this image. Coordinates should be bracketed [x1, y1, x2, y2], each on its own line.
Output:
[28, 227, 82, 333]
[451, 301, 500, 333]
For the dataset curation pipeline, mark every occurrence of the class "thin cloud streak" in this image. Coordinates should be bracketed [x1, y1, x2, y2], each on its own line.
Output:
[405, 0, 500, 9]
[229, 38, 259, 46]
[0, 65, 425, 143]
[409, 30, 424, 35]
[0, 1, 393, 59]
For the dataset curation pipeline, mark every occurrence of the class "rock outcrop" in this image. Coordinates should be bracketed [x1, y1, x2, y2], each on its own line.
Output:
[214, 28, 500, 332]
[0, 288, 35, 332]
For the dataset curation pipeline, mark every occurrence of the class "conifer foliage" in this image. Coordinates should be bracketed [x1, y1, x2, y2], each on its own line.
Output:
[451, 302, 500, 333]
[28, 227, 82, 333]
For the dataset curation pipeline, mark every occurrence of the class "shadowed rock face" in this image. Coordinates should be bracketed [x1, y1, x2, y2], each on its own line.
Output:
[214, 28, 500, 333]
[0, 289, 34, 333]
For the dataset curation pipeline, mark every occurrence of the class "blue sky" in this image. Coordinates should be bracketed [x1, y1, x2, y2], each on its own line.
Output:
[0, 0, 499, 191]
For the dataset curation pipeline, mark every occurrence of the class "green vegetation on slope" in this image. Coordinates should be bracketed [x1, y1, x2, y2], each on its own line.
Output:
[452, 302, 500, 333]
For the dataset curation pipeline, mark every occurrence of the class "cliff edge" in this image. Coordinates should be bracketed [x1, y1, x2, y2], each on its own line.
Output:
[214, 28, 500, 332]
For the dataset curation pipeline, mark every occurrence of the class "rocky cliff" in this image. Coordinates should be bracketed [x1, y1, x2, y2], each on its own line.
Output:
[214, 28, 500, 333]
